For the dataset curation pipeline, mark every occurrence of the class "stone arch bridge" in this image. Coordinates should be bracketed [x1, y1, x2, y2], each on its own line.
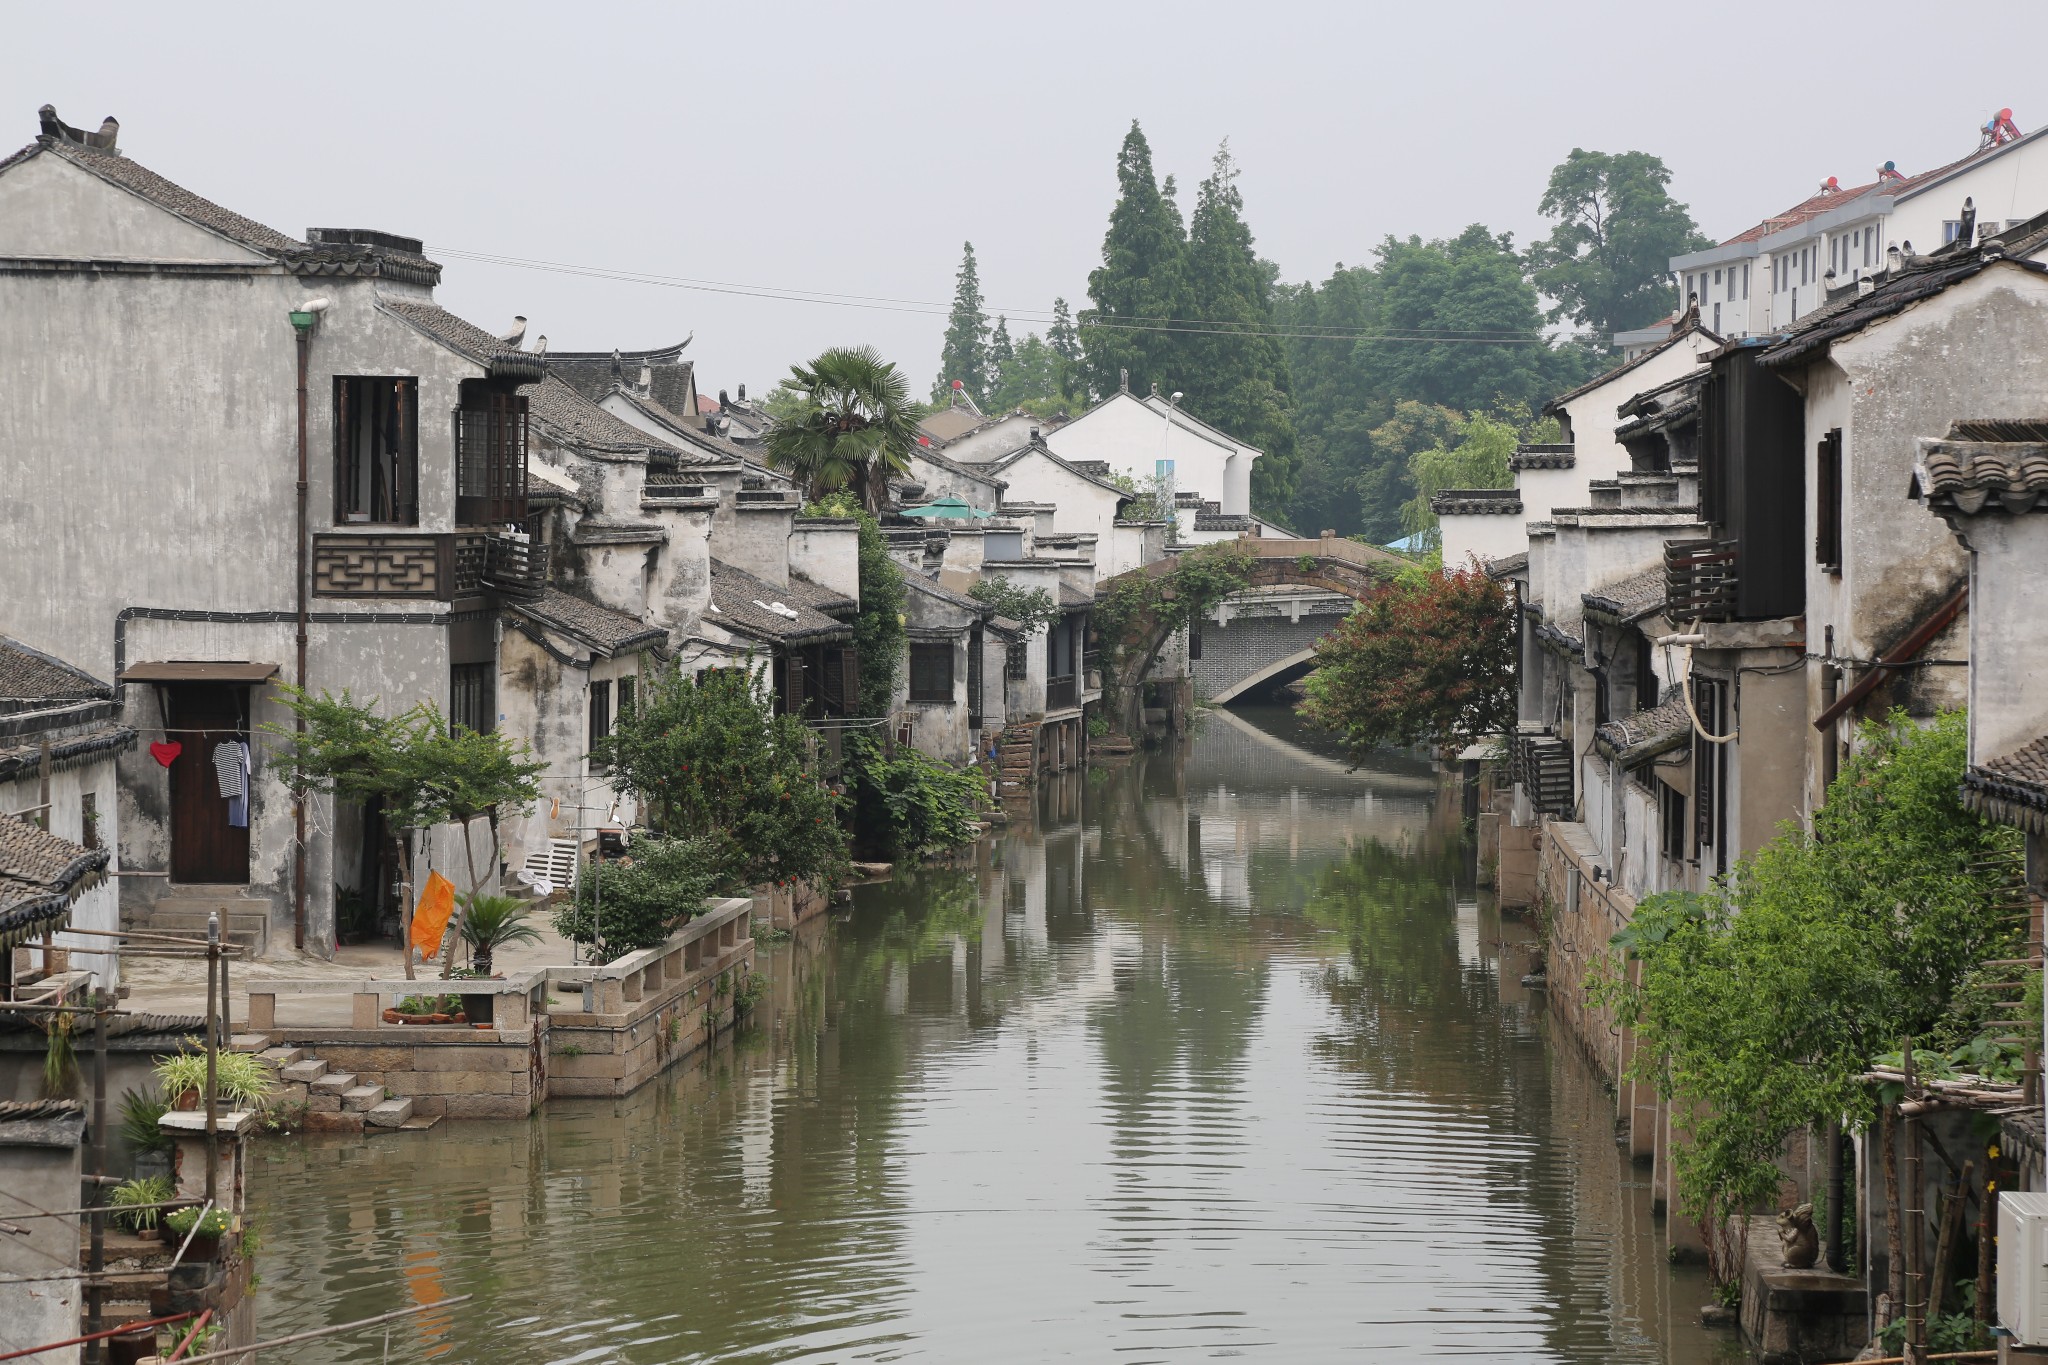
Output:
[1099, 536, 1409, 733]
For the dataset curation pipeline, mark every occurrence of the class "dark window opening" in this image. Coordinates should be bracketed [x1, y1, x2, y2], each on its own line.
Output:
[456, 380, 530, 526]
[588, 679, 613, 749]
[967, 624, 985, 728]
[335, 377, 419, 524]
[1635, 630, 1660, 710]
[1188, 625, 1203, 660]
[909, 642, 954, 702]
[1658, 780, 1687, 861]
[1691, 676, 1728, 872]
[616, 675, 636, 719]
[1815, 428, 1843, 573]
[80, 791, 100, 851]
[451, 663, 494, 735]
[1593, 668, 1610, 728]
[1005, 640, 1028, 681]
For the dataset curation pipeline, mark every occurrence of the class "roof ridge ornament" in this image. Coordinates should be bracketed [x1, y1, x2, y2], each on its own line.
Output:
[37, 104, 118, 152]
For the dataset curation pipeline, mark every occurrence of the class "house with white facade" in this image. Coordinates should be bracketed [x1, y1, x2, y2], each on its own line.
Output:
[1044, 390, 1260, 517]
[1654, 110, 2048, 345]
[0, 107, 560, 957]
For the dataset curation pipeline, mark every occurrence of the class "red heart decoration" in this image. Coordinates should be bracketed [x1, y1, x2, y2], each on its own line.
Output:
[149, 741, 182, 767]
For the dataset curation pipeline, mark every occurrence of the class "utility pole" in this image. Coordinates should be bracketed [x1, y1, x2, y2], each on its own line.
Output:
[204, 912, 219, 1206]
[85, 988, 108, 1365]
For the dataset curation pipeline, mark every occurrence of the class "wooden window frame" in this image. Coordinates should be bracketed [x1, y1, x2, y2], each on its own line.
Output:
[334, 376, 420, 526]
[908, 642, 955, 703]
[1815, 428, 1843, 574]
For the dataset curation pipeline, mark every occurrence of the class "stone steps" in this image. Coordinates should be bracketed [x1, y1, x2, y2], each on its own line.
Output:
[129, 893, 270, 955]
[240, 1041, 417, 1132]
[367, 1096, 413, 1128]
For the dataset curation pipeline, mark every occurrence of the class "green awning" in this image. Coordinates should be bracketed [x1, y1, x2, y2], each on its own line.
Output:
[899, 496, 991, 520]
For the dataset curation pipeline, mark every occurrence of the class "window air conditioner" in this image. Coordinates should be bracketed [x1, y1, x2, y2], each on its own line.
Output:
[1998, 1191, 2048, 1345]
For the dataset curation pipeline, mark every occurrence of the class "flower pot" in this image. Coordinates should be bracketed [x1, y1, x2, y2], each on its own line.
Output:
[450, 1011, 467, 1025]
[171, 1089, 200, 1112]
[182, 1232, 221, 1261]
[382, 1008, 402, 1024]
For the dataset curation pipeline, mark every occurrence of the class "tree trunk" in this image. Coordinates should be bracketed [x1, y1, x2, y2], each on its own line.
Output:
[1929, 1161, 1972, 1322]
[397, 831, 417, 982]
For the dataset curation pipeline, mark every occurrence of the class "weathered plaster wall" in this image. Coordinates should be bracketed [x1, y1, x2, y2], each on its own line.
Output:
[788, 520, 860, 606]
[1440, 511, 1527, 573]
[1956, 513, 2048, 765]
[711, 506, 796, 587]
[2, 754, 122, 988]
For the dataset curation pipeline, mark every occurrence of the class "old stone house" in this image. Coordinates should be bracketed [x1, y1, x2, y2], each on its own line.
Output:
[0, 640, 133, 990]
[0, 109, 554, 955]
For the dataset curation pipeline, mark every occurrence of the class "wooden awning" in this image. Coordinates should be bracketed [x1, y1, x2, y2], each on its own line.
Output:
[117, 661, 281, 684]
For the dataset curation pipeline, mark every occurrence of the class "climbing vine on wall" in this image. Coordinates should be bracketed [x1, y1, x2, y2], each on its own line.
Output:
[1090, 540, 1257, 722]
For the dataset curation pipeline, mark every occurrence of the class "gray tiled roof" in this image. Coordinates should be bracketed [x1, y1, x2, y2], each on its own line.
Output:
[0, 726, 137, 782]
[1916, 421, 2048, 514]
[514, 589, 665, 656]
[1583, 569, 1667, 623]
[0, 811, 107, 947]
[1762, 251, 2048, 372]
[0, 137, 302, 254]
[1963, 735, 2048, 833]
[1430, 489, 1524, 516]
[1594, 696, 1691, 766]
[1484, 552, 1528, 579]
[708, 562, 853, 645]
[0, 637, 108, 704]
[1510, 444, 1575, 471]
[905, 574, 988, 615]
[784, 573, 856, 616]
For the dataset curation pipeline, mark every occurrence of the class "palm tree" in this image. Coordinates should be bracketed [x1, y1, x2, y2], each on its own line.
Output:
[763, 346, 923, 510]
[458, 893, 543, 976]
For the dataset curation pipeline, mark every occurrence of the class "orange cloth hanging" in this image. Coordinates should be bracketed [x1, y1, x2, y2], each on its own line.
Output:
[409, 871, 457, 960]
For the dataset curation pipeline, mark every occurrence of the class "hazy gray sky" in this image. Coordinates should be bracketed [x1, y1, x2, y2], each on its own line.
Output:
[11, 1, 2048, 394]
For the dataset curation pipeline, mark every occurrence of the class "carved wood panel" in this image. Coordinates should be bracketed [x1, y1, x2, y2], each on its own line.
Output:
[311, 534, 445, 598]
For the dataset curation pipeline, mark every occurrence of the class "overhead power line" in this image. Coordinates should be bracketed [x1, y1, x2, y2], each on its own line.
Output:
[435, 247, 1595, 347]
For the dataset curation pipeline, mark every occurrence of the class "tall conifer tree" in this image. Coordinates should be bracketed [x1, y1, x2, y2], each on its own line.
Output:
[1082, 122, 1189, 402]
[1183, 140, 1298, 509]
[935, 242, 991, 405]
[986, 316, 1014, 406]
[1047, 297, 1082, 393]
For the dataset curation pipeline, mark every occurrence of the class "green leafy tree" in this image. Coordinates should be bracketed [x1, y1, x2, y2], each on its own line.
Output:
[1356, 226, 1559, 415]
[766, 346, 924, 511]
[266, 686, 543, 977]
[553, 833, 720, 962]
[1047, 297, 1082, 393]
[934, 241, 990, 405]
[1399, 406, 1559, 550]
[985, 315, 1014, 404]
[1298, 564, 1516, 760]
[810, 490, 909, 717]
[1273, 265, 1381, 538]
[986, 331, 1086, 418]
[1081, 121, 1191, 402]
[1594, 710, 2024, 1292]
[1181, 140, 1298, 512]
[1526, 149, 1713, 340]
[842, 735, 987, 860]
[967, 575, 1059, 632]
[594, 664, 849, 892]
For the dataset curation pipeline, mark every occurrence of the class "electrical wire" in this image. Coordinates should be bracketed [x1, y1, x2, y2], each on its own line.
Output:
[434, 247, 1599, 347]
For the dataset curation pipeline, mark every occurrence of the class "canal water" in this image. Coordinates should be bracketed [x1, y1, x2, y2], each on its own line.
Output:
[247, 705, 1740, 1363]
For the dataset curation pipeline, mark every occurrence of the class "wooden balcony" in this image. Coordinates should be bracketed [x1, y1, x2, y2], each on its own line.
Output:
[1046, 675, 1078, 710]
[1664, 538, 1738, 623]
[312, 531, 546, 602]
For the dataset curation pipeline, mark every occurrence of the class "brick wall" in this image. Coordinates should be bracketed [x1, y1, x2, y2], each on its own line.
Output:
[1192, 613, 1343, 699]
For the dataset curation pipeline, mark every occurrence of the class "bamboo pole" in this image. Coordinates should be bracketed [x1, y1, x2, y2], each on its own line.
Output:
[1976, 1169, 1997, 1343]
[1884, 1105, 1904, 1316]
[1928, 1161, 1972, 1321]
[1904, 1045, 1925, 1362]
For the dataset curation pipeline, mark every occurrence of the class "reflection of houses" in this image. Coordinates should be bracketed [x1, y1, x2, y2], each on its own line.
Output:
[2, 640, 132, 993]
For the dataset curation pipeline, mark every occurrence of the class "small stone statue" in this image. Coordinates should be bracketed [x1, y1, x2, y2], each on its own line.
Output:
[1777, 1202, 1819, 1270]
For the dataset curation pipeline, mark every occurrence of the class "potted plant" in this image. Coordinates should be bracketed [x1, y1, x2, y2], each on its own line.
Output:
[108, 1175, 174, 1233]
[152, 1044, 279, 1111]
[386, 994, 466, 1025]
[120, 1086, 173, 1180]
[162, 1206, 231, 1259]
[457, 893, 541, 1025]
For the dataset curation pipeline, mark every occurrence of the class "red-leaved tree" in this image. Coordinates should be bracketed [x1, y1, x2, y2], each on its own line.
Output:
[1298, 563, 1517, 762]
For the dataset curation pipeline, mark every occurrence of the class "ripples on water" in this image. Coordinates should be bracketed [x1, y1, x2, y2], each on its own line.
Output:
[247, 705, 1735, 1363]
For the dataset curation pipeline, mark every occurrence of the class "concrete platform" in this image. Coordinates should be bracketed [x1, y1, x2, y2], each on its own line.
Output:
[1737, 1216, 1867, 1364]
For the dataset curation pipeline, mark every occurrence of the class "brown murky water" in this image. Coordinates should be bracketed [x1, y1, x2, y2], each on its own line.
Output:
[247, 706, 1742, 1362]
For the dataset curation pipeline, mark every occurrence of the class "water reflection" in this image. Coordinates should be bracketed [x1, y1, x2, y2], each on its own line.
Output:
[247, 705, 1735, 1362]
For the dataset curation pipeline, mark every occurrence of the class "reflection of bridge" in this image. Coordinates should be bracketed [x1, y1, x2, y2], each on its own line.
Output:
[1101, 536, 1407, 727]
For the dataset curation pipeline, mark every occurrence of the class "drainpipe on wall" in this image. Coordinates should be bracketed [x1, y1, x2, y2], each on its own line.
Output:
[288, 298, 328, 952]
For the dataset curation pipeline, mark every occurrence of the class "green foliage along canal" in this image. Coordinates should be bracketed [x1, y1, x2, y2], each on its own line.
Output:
[246, 705, 1734, 1362]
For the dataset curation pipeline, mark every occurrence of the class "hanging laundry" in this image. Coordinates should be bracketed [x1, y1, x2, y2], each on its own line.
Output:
[215, 739, 252, 828]
[409, 871, 457, 960]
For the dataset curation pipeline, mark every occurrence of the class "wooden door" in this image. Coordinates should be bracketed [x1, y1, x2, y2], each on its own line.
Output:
[168, 684, 250, 884]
